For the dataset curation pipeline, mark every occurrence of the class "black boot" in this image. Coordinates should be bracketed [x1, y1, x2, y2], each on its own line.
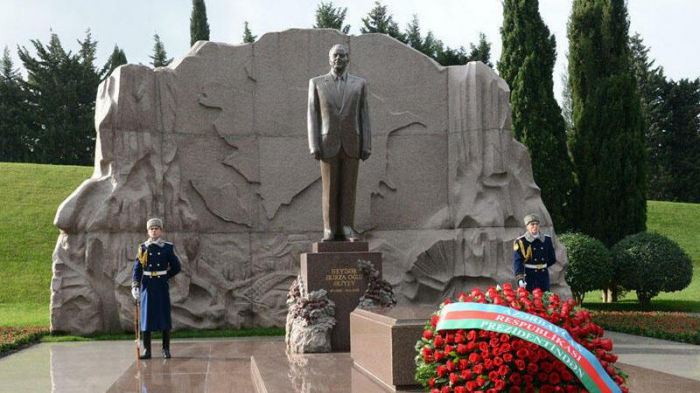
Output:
[162, 330, 171, 359]
[140, 331, 151, 359]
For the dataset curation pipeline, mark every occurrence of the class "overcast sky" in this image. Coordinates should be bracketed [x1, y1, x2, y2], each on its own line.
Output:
[2, 0, 698, 102]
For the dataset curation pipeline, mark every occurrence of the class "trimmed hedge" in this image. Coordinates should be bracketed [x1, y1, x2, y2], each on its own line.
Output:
[560, 232, 613, 304]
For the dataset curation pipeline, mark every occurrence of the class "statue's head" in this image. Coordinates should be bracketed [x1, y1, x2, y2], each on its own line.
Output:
[328, 44, 349, 74]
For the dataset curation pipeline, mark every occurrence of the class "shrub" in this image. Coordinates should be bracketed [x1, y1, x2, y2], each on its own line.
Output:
[560, 232, 613, 304]
[612, 232, 693, 305]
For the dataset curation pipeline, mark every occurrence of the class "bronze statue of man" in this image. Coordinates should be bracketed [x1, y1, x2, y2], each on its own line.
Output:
[308, 44, 371, 242]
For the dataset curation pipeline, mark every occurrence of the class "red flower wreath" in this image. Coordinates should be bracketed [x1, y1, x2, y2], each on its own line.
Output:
[414, 284, 628, 393]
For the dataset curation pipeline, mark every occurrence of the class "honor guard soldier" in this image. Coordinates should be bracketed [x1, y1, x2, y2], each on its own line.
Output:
[513, 213, 556, 292]
[131, 218, 181, 359]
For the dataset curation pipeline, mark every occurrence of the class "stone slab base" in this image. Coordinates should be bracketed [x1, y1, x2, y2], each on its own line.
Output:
[301, 242, 382, 352]
[350, 306, 435, 389]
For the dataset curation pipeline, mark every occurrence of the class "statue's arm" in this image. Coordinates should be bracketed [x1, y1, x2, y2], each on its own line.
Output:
[307, 79, 321, 159]
[360, 81, 371, 160]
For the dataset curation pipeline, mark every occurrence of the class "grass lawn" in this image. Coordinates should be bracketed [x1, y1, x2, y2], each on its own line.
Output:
[0, 162, 92, 327]
[582, 200, 700, 312]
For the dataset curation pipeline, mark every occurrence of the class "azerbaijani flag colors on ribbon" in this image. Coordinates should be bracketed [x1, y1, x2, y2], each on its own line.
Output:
[436, 302, 621, 393]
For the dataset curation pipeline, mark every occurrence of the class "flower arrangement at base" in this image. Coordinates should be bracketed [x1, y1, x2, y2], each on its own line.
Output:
[415, 284, 628, 393]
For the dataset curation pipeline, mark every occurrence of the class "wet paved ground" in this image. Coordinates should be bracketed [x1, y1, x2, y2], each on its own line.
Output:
[0, 332, 697, 393]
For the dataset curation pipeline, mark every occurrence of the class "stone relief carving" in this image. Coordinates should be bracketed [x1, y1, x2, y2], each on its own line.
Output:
[51, 29, 569, 334]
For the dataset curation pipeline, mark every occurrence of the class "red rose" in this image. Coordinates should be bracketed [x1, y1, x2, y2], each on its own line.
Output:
[494, 379, 506, 390]
[599, 338, 613, 351]
[446, 334, 455, 345]
[565, 385, 578, 393]
[479, 342, 489, 352]
[450, 372, 461, 385]
[523, 374, 534, 385]
[548, 372, 561, 385]
[429, 377, 436, 387]
[461, 369, 474, 380]
[561, 370, 574, 382]
[514, 359, 526, 371]
[459, 358, 469, 370]
[424, 330, 434, 340]
[541, 361, 553, 373]
[431, 315, 440, 328]
[538, 372, 548, 383]
[466, 381, 478, 392]
[539, 385, 554, 393]
[435, 335, 445, 348]
[516, 348, 529, 359]
[447, 360, 457, 372]
[441, 386, 451, 393]
[467, 342, 477, 352]
[457, 344, 468, 355]
[431, 389, 440, 393]
[490, 338, 500, 347]
[437, 365, 448, 377]
[483, 359, 494, 370]
[526, 363, 538, 374]
[435, 351, 446, 362]
[493, 357, 504, 366]
[473, 364, 484, 375]
[524, 386, 535, 393]
[487, 389, 498, 393]
[488, 371, 499, 381]
[469, 352, 482, 364]
[476, 376, 487, 387]
[455, 387, 467, 393]
[498, 365, 510, 377]
[503, 353, 513, 363]
[509, 387, 521, 393]
[508, 373, 521, 385]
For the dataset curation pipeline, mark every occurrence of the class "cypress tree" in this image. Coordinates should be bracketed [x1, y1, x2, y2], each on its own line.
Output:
[0, 47, 32, 162]
[568, 0, 646, 246]
[190, 0, 210, 46]
[360, 1, 405, 42]
[242, 21, 257, 43]
[313, 1, 350, 34]
[150, 34, 173, 68]
[499, 0, 574, 230]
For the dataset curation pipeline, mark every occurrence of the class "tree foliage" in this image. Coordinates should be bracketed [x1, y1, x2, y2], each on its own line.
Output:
[313, 1, 350, 34]
[360, 1, 404, 41]
[190, 0, 210, 46]
[559, 232, 612, 304]
[567, 0, 646, 246]
[242, 21, 257, 43]
[612, 232, 693, 305]
[0, 47, 32, 162]
[102, 45, 127, 77]
[467, 32, 492, 68]
[500, 0, 574, 230]
[631, 34, 700, 202]
[150, 34, 173, 68]
[16, 30, 103, 165]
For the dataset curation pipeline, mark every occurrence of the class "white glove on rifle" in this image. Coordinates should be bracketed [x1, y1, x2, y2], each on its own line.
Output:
[131, 287, 140, 301]
[518, 279, 527, 288]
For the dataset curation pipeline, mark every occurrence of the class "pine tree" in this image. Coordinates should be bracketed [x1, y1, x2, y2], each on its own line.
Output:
[360, 1, 405, 42]
[568, 0, 646, 246]
[103, 45, 128, 77]
[150, 34, 173, 68]
[190, 0, 210, 46]
[313, 1, 350, 34]
[499, 0, 574, 230]
[242, 21, 257, 43]
[18, 30, 101, 165]
[467, 32, 492, 67]
[404, 15, 441, 58]
[0, 47, 32, 162]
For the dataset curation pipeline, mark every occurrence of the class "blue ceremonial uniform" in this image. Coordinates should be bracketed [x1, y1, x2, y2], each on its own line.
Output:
[513, 234, 556, 292]
[132, 242, 181, 331]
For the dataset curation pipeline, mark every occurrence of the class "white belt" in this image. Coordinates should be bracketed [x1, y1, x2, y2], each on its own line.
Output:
[143, 270, 168, 277]
[524, 264, 547, 270]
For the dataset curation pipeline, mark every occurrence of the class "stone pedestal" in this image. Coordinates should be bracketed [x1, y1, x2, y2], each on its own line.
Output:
[301, 241, 382, 352]
[350, 306, 435, 390]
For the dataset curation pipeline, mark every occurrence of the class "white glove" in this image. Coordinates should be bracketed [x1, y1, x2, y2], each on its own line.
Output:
[131, 287, 140, 300]
[518, 279, 527, 288]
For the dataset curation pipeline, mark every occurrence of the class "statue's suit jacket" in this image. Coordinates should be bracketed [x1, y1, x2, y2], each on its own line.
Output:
[308, 72, 371, 159]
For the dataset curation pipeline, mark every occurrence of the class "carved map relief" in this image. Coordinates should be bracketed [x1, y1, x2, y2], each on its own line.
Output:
[51, 29, 568, 333]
